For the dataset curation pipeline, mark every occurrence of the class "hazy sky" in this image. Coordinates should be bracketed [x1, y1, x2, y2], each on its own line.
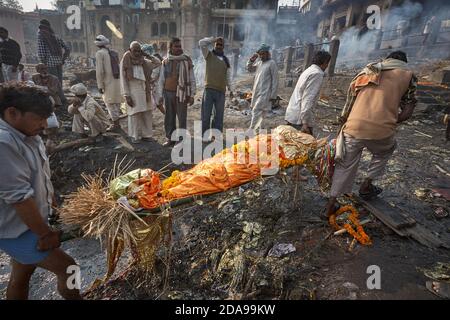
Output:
[19, 0, 296, 13]
[19, 0, 54, 12]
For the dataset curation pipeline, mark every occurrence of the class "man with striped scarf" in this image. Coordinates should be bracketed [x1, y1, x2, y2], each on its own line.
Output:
[157, 37, 196, 147]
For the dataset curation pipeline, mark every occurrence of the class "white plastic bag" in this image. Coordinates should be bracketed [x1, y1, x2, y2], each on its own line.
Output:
[47, 112, 60, 129]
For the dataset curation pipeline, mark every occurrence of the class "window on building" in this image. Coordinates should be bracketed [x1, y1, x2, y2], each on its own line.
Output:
[235, 0, 245, 9]
[80, 42, 85, 53]
[169, 22, 177, 36]
[233, 24, 245, 41]
[152, 22, 159, 36]
[217, 24, 230, 40]
[334, 16, 347, 33]
[73, 42, 79, 52]
[66, 41, 72, 51]
[223, 0, 231, 9]
[160, 22, 168, 36]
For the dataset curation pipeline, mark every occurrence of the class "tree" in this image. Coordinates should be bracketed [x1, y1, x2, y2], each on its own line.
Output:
[0, 0, 23, 11]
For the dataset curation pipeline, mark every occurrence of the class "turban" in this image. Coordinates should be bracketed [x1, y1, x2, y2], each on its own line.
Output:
[141, 44, 154, 56]
[257, 43, 271, 53]
[95, 35, 110, 47]
[130, 41, 141, 50]
[70, 83, 88, 96]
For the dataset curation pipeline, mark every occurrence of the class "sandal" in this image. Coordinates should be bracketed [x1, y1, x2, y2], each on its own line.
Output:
[321, 203, 341, 221]
[426, 281, 450, 299]
[433, 207, 449, 219]
[359, 184, 383, 200]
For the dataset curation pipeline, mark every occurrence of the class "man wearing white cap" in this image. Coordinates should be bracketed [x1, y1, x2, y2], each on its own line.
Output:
[247, 43, 279, 131]
[67, 83, 110, 138]
[95, 35, 122, 131]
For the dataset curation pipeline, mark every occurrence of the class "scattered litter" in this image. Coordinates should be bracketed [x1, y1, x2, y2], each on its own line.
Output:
[434, 207, 449, 219]
[432, 188, 450, 201]
[414, 188, 429, 199]
[426, 281, 450, 299]
[343, 282, 359, 291]
[414, 130, 433, 138]
[242, 221, 263, 249]
[435, 165, 450, 177]
[267, 243, 296, 258]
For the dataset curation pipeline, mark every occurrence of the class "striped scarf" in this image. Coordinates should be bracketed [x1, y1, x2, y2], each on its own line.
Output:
[164, 54, 193, 103]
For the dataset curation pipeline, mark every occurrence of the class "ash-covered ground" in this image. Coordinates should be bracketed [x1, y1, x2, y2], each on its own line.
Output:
[1, 64, 449, 300]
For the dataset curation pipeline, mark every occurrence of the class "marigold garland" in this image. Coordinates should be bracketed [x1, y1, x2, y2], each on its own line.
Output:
[329, 205, 372, 246]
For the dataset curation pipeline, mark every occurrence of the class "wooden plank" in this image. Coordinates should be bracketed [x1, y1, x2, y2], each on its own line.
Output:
[114, 136, 135, 152]
[407, 224, 450, 249]
[49, 138, 94, 154]
[350, 195, 416, 230]
[347, 194, 450, 249]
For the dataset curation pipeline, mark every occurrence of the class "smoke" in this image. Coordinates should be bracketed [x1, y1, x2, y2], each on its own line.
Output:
[382, 0, 423, 32]
[335, 27, 380, 69]
[225, 3, 282, 79]
[335, 0, 450, 69]
[193, 2, 282, 86]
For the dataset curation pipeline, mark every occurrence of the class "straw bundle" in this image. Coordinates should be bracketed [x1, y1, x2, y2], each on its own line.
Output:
[59, 157, 173, 289]
[60, 173, 139, 246]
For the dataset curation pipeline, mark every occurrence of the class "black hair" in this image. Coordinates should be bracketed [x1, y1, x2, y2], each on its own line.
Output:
[386, 51, 408, 63]
[169, 37, 181, 48]
[0, 27, 8, 34]
[40, 19, 51, 27]
[0, 82, 54, 118]
[312, 50, 332, 66]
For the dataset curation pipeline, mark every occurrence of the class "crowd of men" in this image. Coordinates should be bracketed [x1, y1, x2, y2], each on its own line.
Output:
[0, 19, 419, 299]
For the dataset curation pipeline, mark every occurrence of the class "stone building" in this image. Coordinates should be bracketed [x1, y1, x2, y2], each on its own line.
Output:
[207, 0, 278, 53]
[41, 0, 181, 58]
[0, 7, 26, 57]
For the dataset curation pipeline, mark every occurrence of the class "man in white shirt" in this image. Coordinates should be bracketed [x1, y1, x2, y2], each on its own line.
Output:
[285, 51, 331, 135]
[422, 16, 436, 45]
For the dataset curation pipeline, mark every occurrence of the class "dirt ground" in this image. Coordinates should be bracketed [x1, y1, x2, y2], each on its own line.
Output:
[0, 68, 449, 300]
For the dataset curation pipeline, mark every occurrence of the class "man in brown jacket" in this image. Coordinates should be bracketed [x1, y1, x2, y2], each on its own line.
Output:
[32, 64, 63, 108]
[325, 51, 417, 217]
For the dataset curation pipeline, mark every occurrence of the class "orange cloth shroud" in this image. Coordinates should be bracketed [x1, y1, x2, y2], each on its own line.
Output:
[113, 126, 325, 210]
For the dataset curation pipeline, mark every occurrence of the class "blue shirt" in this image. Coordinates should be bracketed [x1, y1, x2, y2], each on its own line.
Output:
[0, 118, 54, 239]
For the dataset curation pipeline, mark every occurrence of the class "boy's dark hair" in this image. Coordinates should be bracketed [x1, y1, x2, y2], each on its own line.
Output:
[40, 19, 51, 27]
[386, 50, 408, 63]
[0, 82, 54, 118]
[0, 27, 8, 33]
[169, 37, 181, 48]
[312, 50, 332, 66]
